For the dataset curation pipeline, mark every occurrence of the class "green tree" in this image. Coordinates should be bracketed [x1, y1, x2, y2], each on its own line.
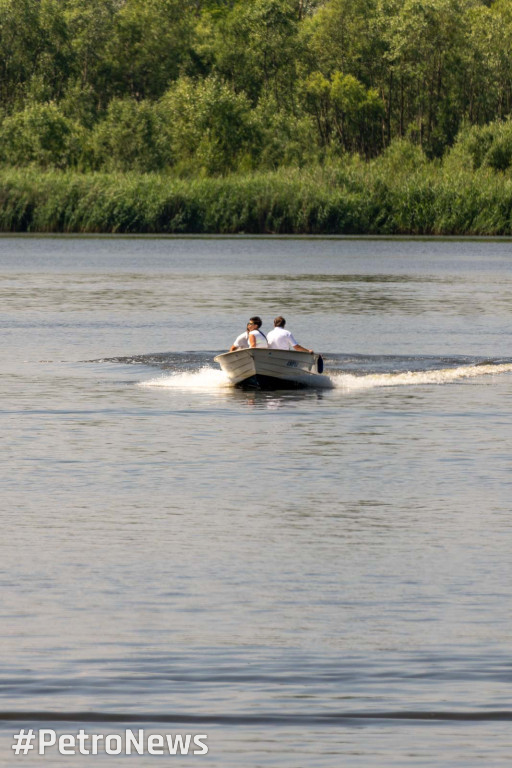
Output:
[0, 0, 40, 106]
[303, 70, 384, 155]
[213, 0, 301, 107]
[303, 0, 386, 89]
[62, 0, 118, 111]
[107, 0, 195, 100]
[463, 3, 512, 124]
[0, 101, 84, 167]
[89, 98, 169, 171]
[384, 0, 471, 154]
[0, 0, 72, 107]
[252, 92, 317, 167]
[159, 76, 259, 174]
[449, 119, 512, 172]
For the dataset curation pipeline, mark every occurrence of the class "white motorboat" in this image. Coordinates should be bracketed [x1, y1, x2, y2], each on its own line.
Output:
[214, 348, 330, 390]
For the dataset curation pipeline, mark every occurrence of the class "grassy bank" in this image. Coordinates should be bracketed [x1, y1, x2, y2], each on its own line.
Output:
[1, 162, 512, 235]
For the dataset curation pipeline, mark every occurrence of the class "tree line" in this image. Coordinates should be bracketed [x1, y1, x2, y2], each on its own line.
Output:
[1, 0, 512, 174]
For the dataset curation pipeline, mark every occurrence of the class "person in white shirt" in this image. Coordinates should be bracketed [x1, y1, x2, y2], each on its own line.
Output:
[230, 322, 251, 351]
[230, 317, 267, 351]
[247, 316, 268, 348]
[267, 316, 313, 354]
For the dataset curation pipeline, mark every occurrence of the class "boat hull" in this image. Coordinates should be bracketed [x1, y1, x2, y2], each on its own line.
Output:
[214, 348, 329, 390]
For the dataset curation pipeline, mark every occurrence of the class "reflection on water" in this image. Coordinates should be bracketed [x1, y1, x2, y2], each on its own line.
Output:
[235, 389, 327, 409]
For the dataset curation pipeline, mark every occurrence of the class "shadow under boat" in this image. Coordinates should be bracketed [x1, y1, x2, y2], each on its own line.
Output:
[214, 348, 330, 390]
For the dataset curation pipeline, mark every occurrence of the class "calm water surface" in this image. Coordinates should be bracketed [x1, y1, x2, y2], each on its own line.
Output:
[1, 236, 512, 766]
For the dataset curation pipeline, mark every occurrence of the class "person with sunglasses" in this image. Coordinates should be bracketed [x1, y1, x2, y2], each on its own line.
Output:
[229, 317, 267, 351]
[247, 316, 268, 348]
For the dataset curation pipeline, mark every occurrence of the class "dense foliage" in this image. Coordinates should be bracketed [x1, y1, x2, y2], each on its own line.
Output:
[3, 151, 512, 234]
[1, 0, 512, 175]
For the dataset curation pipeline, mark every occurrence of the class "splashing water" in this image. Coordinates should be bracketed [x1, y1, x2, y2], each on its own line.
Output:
[141, 366, 234, 390]
[329, 362, 512, 391]
[139, 361, 512, 392]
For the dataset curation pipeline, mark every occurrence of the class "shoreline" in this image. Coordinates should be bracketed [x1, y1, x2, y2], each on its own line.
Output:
[3, 232, 512, 241]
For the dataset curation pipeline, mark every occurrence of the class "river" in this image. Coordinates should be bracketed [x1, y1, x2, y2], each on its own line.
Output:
[1, 235, 512, 766]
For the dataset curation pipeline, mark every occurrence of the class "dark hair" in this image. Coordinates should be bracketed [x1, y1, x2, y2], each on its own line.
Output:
[249, 316, 262, 329]
[274, 316, 286, 328]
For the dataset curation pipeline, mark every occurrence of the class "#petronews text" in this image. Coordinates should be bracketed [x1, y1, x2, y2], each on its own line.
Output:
[12, 729, 208, 756]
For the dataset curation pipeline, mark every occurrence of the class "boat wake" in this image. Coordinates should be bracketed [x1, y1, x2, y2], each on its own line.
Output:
[329, 362, 512, 391]
[94, 352, 512, 392]
[141, 367, 233, 390]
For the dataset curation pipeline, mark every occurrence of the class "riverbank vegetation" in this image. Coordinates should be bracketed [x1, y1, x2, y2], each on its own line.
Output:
[3, 145, 512, 234]
[1, 0, 512, 233]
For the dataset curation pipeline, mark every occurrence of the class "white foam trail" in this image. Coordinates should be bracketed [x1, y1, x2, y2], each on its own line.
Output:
[329, 363, 512, 391]
[140, 362, 512, 393]
[140, 366, 234, 390]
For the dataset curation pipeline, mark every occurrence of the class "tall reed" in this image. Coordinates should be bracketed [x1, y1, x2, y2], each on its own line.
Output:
[1, 163, 512, 235]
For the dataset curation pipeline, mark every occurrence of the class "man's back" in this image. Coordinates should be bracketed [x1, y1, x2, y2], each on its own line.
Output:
[267, 327, 298, 350]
